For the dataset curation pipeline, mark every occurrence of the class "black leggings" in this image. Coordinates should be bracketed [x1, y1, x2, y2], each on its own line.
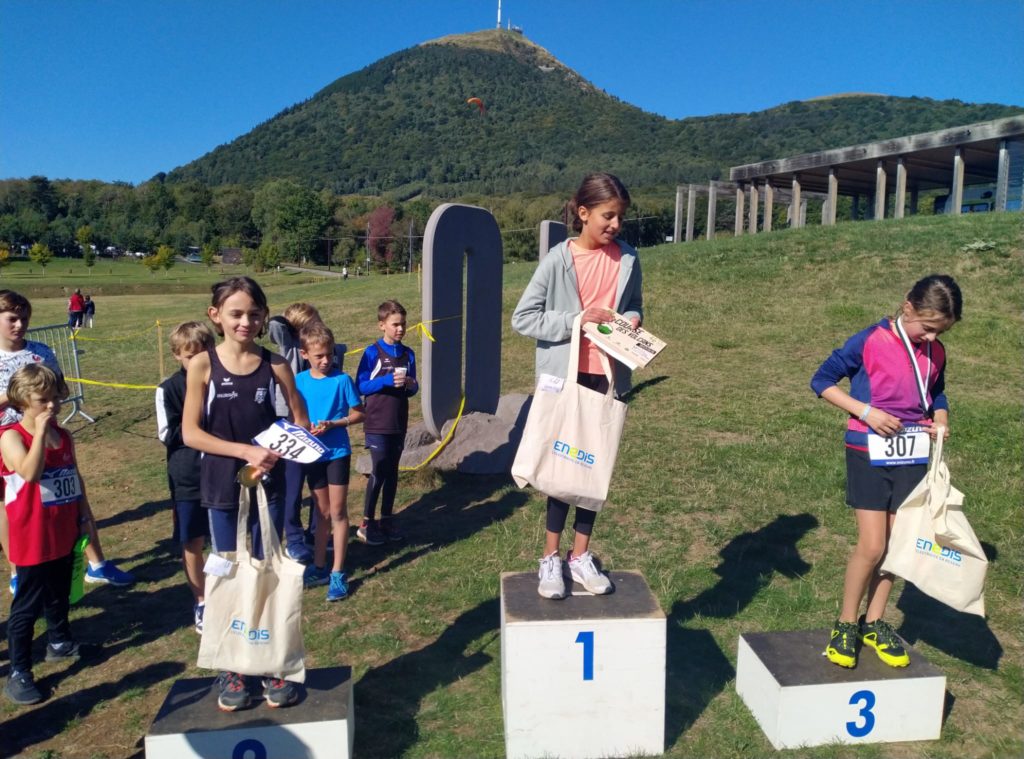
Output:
[363, 433, 404, 521]
[546, 497, 597, 536]
[8, 553, 74, 673]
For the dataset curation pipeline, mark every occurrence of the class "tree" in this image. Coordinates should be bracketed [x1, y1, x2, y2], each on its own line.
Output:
[77, 224, 96, 271]
[201, 242, 217, 269]
[367, 205, 396, 270]
[28, 242, 53, 270]
[156, 244, 176, 273]
[0, 242, 10, 274]
[252, 180, 328, 263]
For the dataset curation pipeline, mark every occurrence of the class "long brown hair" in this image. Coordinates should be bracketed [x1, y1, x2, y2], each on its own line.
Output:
[563, 173, 631, 233]
[900, 274, 963, 323]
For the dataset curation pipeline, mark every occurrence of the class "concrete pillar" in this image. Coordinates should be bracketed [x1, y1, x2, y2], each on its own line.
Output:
[951, 147, 964, 215]
[763, 182, 774, 232]
[894, 157, 908, 219]
[824, 167, 838, 226]
[995, 139, 1010, 212]
[674, 185, 684, 242]
[734, 185, 745, 236]
[874, 161, 887, 220]
[748, 184, 759, 234]
[910, 187, 919, 215]
[790, 175, 802, 229]
[800, 198, 807, 227]
[706, 183, 717, 241]
[685, 185, 696, 242]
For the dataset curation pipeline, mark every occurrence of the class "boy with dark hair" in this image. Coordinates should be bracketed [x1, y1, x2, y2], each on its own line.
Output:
[355, 300, 418, 545]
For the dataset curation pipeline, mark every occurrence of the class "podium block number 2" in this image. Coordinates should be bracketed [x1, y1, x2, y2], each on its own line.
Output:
[846, 689, 876, 737]
[576, 631, 594, 681]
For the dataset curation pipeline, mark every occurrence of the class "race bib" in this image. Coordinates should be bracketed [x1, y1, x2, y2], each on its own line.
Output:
[867, 424, 930, 466]
[252, 420, 326, 464]
[40, 466, 82, 506]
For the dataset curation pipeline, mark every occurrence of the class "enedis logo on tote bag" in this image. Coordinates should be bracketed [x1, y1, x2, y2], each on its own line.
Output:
[552, 439, 597, 466]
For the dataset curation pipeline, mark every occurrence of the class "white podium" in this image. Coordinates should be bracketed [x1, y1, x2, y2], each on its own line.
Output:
[736, 630, 946, 749]
[145, 667, 354, 759]
[501, 571, 666, 759]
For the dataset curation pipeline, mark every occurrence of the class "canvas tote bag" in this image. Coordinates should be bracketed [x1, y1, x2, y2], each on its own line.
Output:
[511, 314, 627, 512]
[880, 427, 987, 616]
[197, 483, 307, 680]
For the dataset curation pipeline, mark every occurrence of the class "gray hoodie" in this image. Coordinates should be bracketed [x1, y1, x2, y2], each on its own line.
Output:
[511, 239, 643, 397]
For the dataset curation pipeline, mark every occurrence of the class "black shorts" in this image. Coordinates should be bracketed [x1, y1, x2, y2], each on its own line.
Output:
[845, 447, 926, 512]
[306, 455, 351, 490]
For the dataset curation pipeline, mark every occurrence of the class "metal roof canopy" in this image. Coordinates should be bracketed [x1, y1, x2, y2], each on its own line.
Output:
[729, 115, 1024, 195]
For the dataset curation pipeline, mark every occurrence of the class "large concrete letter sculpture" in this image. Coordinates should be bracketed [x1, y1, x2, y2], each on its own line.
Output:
[421, 204, 503, 439]
[538, 220, 567, 261]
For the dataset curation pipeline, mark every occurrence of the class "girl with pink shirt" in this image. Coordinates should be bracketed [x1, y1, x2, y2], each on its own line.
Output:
[811, 274, 962, 669]
[512, 173, 643, 600]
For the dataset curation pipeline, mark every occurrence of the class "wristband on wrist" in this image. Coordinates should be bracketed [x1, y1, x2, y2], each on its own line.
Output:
[859, 404, 872, 422]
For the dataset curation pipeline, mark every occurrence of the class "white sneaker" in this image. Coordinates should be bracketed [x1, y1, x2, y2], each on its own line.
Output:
[537, 552, 566, 599]
[568, 551, 613, 595]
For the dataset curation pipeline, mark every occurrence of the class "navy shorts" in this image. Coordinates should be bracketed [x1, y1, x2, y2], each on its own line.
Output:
[306, 455, 351, 490]
[172, 500, 209, 545]
[845, 448, 926, 512]
[207, 486, 284, 559]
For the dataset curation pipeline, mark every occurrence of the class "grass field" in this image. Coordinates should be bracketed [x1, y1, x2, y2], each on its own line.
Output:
[0, 212, 1020, 758]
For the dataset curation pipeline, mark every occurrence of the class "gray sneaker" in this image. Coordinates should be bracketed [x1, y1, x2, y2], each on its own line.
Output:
[5, 670, 43, 705]
[537, 552, 566, 600]
[568, 551, 614, 595]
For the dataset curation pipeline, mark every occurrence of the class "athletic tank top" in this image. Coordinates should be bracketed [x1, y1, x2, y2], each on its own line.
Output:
[1, 422, 80, 566]
[200, 347, 281, 509]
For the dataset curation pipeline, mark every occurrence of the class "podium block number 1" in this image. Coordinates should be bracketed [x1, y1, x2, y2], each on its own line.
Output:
[846, 689, 876, 738]
[576, 631, 594, 681]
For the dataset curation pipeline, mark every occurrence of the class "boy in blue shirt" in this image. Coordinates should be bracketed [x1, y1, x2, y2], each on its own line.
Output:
[296, 323, 364, 601]
[356, 300, 418, 546]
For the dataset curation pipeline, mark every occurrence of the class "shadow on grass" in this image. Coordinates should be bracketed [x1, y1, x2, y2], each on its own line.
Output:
[354, 597, 498, 758]
[619, 374, 668, 403]
[95, 498, 172, 531]
[0, 660, 184, 755]
[896, 582, 1002, 670]
[664, 513, 819, 749]
[344, 473, 526, 596]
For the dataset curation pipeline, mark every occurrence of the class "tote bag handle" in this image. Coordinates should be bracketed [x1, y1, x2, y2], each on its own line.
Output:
[235, 483, 281, 563]
[566, 313, 615, 398]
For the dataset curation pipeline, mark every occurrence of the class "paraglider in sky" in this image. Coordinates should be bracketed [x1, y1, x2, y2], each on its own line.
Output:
[466, 97, 485, 115]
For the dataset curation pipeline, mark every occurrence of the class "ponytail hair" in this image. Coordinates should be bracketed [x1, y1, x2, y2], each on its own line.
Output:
[902, 274, 963, 323]
[563, 173, 631, 233]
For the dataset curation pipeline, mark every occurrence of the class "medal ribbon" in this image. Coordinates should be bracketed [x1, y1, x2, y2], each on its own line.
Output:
[894, 317, 932, 415]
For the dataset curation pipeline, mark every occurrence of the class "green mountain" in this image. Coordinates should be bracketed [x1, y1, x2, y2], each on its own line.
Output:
[167, 30, 1021, 196]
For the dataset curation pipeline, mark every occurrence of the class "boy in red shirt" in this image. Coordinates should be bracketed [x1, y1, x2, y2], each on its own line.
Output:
[1, 364, 92, 705]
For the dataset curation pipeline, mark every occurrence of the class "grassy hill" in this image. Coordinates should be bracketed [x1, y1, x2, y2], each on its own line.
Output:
[1, 212, 1021, 757]
[166, 29, 1022, 197]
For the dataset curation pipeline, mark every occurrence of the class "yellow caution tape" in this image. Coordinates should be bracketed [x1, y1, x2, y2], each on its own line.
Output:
[400, 395, 466, 472]
[73, 322, 159, 342]
[66, 377, 159, 390]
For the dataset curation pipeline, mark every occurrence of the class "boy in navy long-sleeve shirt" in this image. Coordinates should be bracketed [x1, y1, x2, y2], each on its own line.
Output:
[355, 300, 418, 545]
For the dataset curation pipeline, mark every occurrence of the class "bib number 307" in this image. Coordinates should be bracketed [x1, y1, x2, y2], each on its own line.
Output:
[867, 424, 929, 467]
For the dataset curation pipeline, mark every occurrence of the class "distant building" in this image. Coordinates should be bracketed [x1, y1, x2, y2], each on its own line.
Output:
[219, 247, 242, 264]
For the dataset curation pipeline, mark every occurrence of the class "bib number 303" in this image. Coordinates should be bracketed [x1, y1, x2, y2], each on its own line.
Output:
[868, 424, 929, 467]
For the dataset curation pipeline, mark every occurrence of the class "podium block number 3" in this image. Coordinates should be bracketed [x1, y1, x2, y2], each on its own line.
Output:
[576, 631, 594, 681]
[846, 689, 876, 737]
[233, 739, 268, 759]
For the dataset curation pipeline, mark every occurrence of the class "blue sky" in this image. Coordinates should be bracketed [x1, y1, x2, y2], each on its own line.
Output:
[2, 0, 1021, 184]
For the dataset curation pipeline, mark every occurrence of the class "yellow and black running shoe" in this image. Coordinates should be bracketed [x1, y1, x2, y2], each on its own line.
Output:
[859, 617, 910, 667]
[824, 621, 859, 668]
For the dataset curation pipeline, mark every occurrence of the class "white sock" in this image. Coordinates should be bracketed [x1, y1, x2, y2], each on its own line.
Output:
[89, 560, 105, 571]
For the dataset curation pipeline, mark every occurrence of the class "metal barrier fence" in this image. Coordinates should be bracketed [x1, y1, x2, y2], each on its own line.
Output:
[26, 323, 95, 424]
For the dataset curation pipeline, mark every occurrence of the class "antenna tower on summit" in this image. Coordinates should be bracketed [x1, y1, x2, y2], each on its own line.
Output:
[496, 0, 502, 29]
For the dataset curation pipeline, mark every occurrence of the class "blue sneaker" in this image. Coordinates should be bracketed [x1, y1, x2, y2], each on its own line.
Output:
[286, 542, 313, 564]
[303, 565, 329, 588]
[327, 571, 348, 601]
[9, 574, 16, 597]
[85, 561, 135, 586]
